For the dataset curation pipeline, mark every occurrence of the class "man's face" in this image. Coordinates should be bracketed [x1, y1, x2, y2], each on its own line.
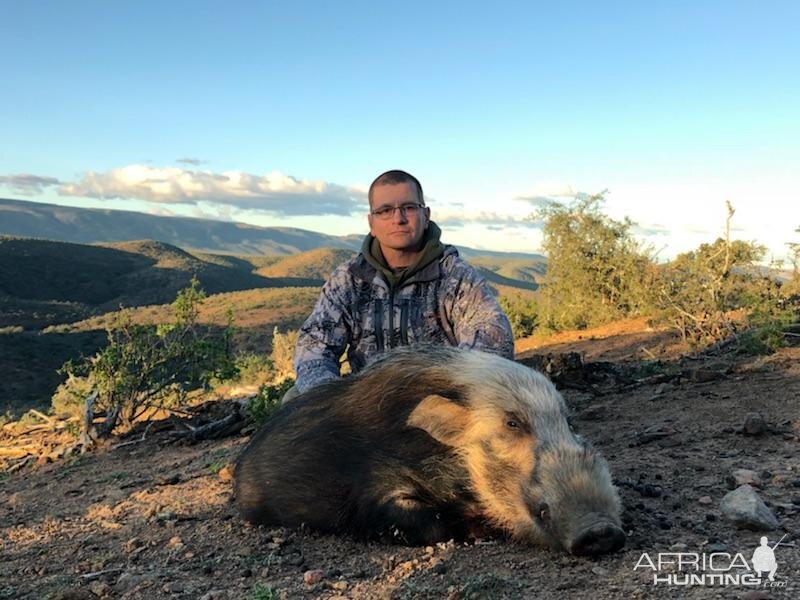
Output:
[368, 182, 430, 252]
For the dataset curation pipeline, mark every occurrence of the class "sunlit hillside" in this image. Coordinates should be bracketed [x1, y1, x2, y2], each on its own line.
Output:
[469, 256, 547, 285]
[0, 237, 317, 329]
[256, 247, 357, 280]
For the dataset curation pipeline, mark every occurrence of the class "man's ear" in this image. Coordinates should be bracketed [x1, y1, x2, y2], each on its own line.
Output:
[407, 394, 469, 447]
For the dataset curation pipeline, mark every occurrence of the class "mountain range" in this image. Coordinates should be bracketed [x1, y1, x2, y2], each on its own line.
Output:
[0, 197, 544, 260]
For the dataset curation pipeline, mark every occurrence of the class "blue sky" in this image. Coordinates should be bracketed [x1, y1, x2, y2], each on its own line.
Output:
[1, 1, 798, 261]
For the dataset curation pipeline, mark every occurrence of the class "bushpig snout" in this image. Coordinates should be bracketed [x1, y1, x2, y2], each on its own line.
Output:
[529, 444, 624, 555]
[570, 520, 626, 556]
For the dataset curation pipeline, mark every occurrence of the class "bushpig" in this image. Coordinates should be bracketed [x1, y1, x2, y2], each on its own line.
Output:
[234, 346, 624, 555]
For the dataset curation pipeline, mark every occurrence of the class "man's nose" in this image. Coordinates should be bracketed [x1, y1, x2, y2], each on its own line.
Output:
[392, 208, 409, 223]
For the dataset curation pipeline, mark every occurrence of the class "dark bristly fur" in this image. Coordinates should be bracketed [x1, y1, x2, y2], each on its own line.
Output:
[234, 348, 475, 545]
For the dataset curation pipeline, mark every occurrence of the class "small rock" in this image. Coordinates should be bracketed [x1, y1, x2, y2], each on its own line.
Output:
[705, 542, 728, 553]
[635, 483, 662, 498]
[114, 571, 158, 593]
[162, 582, 184, 594]
[199, 591, 225, 600]
[740, 413, 766, 436]
[286, 552, 305, 567]
[240, 568, 252, 578]
[721, 485, 780, 530]
[167, 536, 183, 548]
[218, 464, 234, 482]
[691, 368, 723, 383]
[654, 382, 673, 395]
[669, 543, 687, 551]
[432, 562, 447, 575]
[303, 569, 324, 585]
[123, 537, 143, 553]
[424, 546, 435, 555]
[581, 405, 607, 420]
[331, 581, 348, 591]
[398, 560, 415, 573]
[741, 591, 770, 600]
[698, 496, 713, 505]
[729, 469, 762, 488]
[51, 590, 96, 600]
[591, 566, 609, 576]
[89, 581, 111, 597]
[156, 510, 177, 522]
[156, 474, 181, 486]
[635, 424, 674, 445]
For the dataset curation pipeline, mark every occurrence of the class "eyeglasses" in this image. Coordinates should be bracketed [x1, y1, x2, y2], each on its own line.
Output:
[370, 203, 425, 220]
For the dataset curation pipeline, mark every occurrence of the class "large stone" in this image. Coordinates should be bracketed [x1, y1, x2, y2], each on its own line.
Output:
[720, 485, 779, 531]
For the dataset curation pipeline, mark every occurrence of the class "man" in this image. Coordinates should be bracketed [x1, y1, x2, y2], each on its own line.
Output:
[290, 169, 514, 397]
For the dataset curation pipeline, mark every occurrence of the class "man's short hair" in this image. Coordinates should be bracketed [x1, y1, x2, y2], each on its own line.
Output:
[368, 170, 424, 207]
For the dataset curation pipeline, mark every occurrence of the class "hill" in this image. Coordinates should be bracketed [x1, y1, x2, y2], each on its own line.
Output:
[256, 248, 357, 280]
[0, 198, 362, 255]
[0, 197, 547, 262]
[0, 237, 318, 329]
[469, 256, 547, 285]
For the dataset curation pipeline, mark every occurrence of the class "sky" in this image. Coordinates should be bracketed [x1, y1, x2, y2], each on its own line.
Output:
[1, 1, 798, 262]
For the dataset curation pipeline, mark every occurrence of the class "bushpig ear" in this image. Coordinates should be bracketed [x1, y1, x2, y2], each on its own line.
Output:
[407, 394, 469, 447]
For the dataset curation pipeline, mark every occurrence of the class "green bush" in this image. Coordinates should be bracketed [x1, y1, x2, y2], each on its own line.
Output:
[51, 372, 96, 420]
[652, 206, 797, 352]
[247, 379, 295, 426]
[57, 277, 238, 438]
[499, 294, 539, 339]
[736, 275, 797, 354]
[270, 327, 298, 381]
[231, 352, 276, 387]
[535, 193, 653, 331]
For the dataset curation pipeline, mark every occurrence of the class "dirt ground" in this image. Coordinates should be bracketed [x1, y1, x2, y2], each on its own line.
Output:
[2, 324, 799, 599]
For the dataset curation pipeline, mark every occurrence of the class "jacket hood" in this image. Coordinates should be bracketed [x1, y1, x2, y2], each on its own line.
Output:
[361, 221, 446, 289]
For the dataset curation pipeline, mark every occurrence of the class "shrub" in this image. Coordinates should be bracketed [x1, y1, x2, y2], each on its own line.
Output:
[231, 352, 276, 387]
[736, 273, 798, 354]
[57, 277, 238, 438]
[652, 203, 767, 347]
[270, 327, 298, 381]
[499, 294, 539, 339]
[51, 372, 96, 420]
[247, 378, 295, 426]
[534, 193, 653, 331]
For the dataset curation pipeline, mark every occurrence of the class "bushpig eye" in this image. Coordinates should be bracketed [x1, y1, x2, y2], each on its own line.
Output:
[506, 419, 519, 430]
[537, 503, 550, 522]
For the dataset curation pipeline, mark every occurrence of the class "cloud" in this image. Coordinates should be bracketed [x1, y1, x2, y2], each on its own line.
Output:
[434, 209, 544, 230]
[57, 165, 366, 216]
[175, 157, 207, 165]
[514, 183, 594, 209]
[0, 173, 62, 195]
[631, 222, 671, 236]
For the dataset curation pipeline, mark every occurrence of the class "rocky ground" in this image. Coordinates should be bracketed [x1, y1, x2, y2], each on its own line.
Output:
[1, 324, 799, 599]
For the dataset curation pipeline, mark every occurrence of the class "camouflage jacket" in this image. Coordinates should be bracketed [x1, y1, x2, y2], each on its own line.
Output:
[293, 245, 515, 393]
